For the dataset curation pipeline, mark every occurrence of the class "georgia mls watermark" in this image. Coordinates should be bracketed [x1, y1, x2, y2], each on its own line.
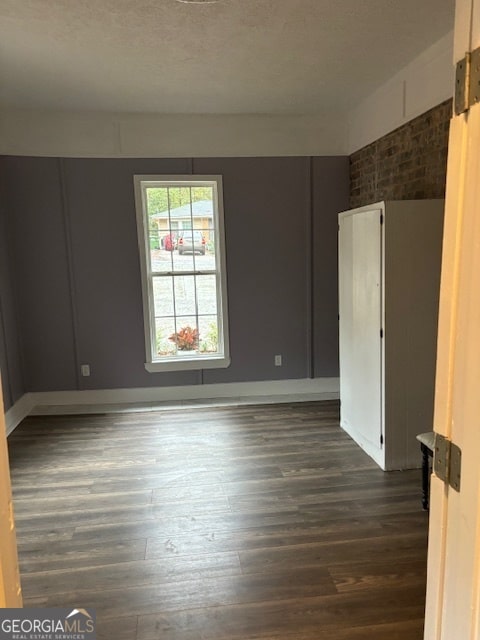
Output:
[0, 608, 96, 640]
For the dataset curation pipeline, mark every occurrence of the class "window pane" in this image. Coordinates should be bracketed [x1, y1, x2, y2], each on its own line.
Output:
[152, 276, 174, 317]
[146, 187, 169, 218]
[171, 316, 199, 353]
[181, 219, 194, 231]
[160, 228, 178, 252]
[171, 247, 196, 272]
[198, 316, 219, 354]
[146, 188, 170, 265]
[203, 227, 216, 261]
[173, 276, 197, 315]
[176, 228, 206, 258]
[148, 224, 163, 255]
[191, 186, 214, 203]
[199, 252, 217, 271]
[197, 275, 217, 315]
[150, 244, 173, 273]
[167, 187, 192, 211]
[154, 317, 177, 357]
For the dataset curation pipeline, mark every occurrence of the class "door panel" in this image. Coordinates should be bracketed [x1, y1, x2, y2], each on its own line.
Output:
[339, 209, 383, 458]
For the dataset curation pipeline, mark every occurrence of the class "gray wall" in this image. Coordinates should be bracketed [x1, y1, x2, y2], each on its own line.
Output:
[312, 158, 348, 376]
[0, 159, 25, 410]
[1, 155, 349, 396]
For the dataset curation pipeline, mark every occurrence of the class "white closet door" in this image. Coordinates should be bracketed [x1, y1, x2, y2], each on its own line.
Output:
[339, 208, 383, 460]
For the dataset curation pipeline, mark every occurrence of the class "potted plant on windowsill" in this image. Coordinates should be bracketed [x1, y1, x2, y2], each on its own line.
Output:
[169, 326, 199, 352]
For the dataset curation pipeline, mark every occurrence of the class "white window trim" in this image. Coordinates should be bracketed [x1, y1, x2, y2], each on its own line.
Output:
[134, 174, 230, 372]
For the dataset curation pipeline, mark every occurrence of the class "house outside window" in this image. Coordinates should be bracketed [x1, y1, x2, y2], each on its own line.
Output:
[134, 175, 230, 372]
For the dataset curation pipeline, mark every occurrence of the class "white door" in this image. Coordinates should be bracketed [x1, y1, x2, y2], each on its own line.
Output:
[339, 208, 383, 464]
[424, 0, 480, 637]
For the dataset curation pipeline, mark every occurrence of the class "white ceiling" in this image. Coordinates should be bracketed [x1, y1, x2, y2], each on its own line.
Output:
[0, 0, 455, 115]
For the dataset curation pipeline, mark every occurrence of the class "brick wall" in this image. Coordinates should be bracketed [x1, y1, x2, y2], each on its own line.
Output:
[350, 99, 452, 209]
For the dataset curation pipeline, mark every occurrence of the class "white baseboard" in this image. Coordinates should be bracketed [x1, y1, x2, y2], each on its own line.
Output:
[5, 393, 35, 436]
[340, 418, 386, 471]
[29, 378, 339, 415]
[4, 379, 339, 429]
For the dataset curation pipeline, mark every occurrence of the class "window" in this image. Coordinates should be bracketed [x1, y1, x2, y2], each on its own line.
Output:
[134, 175, 230, 372]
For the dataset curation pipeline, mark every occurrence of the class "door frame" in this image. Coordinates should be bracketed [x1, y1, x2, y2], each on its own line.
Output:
[0, 374, 23, 607]
[424, 0, 480, 636]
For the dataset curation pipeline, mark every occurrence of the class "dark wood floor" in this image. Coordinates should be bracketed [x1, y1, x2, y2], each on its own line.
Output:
[7, 400, 428, 639]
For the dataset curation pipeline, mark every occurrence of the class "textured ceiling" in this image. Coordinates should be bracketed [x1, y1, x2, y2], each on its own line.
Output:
[0, 0, 455, 115]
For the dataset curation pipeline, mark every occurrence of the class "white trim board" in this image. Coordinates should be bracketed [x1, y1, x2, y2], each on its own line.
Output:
[5, 393, 35, 436]
[5, 378, 339, 430]
[347, 31, 454, 154]
[0, 110, 347, 158]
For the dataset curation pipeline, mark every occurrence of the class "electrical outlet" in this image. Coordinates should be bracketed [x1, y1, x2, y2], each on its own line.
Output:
[274, 355, 282, 366]
[81, 364, 91, 377]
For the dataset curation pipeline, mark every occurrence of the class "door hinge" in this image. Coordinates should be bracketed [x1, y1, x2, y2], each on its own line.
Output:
[455, 47, 480, 115]
[380, 328, 384, 338]
[471, 48, 480, 107]
[433, 433, 462, 492]
[380, 434, 384, 446]
[380, 213, 384, 225]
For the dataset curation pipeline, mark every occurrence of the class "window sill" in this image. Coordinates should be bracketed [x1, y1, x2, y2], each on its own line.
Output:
[145, 355, 231, 373]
